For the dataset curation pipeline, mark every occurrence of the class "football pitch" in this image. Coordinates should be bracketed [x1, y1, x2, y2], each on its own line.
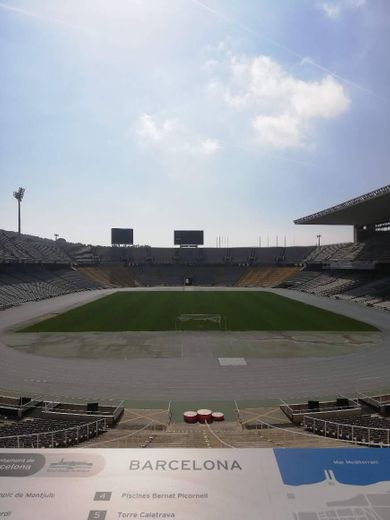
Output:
[20, 291, 376, 332]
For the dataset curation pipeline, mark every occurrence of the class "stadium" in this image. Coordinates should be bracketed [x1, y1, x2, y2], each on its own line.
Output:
[0, 184, 389, 450]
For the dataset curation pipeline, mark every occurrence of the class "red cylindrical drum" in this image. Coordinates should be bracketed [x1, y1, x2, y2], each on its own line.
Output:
[183, 411, 198, 423]
[211, 412, 225, 422]
[197, 409, 213, 424]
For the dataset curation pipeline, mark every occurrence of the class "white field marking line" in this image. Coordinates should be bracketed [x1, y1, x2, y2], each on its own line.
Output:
[202, 430, 211, 448]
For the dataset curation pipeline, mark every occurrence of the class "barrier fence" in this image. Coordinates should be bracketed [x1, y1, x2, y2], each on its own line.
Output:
[303, 416, 390, 447]
[0, 418, 107, 449]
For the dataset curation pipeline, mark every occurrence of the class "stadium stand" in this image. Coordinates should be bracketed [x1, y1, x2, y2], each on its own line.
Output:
[130, 264, 246, 286]
[303, 414, 390, 446]
[1, 184, 389, 312]
[77, 264, 139, 288]
[304, 243, 357, 264]
[283, 246, 317, 264]
[0, 230, 71, 264]
[358, 393, 390, 415]
[0, 416, 107, 448]
[280, 398, 361, 425]
[54, 242, 315, 268]
[280, 270, 375, 295]
[0, 395, 123, 448]
[0, 268, 102, 310]
[236, 266, 300, 287]
[304, 238, 390, 265]
[279, 269, 390, 310]
[290, 184, 390, 310]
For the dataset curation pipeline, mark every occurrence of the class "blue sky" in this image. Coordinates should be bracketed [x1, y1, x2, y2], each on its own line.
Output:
[0, 0, 389, 246]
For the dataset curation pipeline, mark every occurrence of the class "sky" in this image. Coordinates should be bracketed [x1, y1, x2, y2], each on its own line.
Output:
[0, 0, 389, 247]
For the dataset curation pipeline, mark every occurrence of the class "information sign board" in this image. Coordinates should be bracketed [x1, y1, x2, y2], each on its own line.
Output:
[0, 448, 389, 519]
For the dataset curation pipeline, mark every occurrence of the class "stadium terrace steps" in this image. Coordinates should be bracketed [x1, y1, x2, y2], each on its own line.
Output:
[128, 264, 246, 287]
[77, 265, 139, 288]
[304, 243, 352, 263]
[0, 268, 103, 310]
[0, 230, 71, 264]
[235, 266, 301, 288]
[82, 419, 348, 448]
[304, 237, 390, 264]
[281, 269, 390, 310]
[0, 228, 389, 310]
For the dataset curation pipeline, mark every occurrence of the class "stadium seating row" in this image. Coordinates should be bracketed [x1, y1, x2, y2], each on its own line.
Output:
[305, 235, 390, 263]
[0, 416, 106, 448]
[0, 230, 70, 264]
[0, 269, 102, 310]
[303, 414, 390, 446]
[0, 228, 389, 311]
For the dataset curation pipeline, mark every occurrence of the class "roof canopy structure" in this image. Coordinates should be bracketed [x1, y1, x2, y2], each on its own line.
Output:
[295, 185, 390, 226]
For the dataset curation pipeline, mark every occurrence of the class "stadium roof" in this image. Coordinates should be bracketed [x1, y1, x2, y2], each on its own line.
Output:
[294, 184, 390, 226]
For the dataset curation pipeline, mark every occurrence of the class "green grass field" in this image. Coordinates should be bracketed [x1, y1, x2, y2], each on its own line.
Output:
[20, 291, 377, 332]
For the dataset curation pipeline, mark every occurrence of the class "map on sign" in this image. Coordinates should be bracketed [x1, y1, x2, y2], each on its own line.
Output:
[274, 449, 390, 520]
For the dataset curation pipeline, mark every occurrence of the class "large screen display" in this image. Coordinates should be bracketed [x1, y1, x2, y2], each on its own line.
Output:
[111, 228, 133, 245]
[174, 230, 204, 245]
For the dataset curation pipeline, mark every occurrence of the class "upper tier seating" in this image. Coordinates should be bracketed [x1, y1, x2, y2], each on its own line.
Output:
[0, 231, 71, 264]
[305, 234, 390, 264]
[0, 269, 102, 310]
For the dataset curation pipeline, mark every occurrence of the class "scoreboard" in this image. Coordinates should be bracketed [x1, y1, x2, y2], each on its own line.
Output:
[174, 230, 204, 246]
[111, 228, 133, 245]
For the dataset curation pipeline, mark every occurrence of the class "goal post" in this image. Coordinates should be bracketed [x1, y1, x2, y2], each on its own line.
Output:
[175, 313, 227, 331]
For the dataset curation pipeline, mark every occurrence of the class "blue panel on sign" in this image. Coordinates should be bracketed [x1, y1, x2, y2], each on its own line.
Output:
[274, 448, 390, 486]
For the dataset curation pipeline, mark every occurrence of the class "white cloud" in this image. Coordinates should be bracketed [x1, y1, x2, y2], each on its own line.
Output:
[319, 0, 366, 19]
[203, 59, 219, 71]
[136, 113, 176, 141]
[199, 138, 221, 154]
[211, 53, 350, 148]
[252, 114, 303, 149]
[134, 113, 221, 156]
[290, 76, 349, 119]
[321, 3, 341, 18]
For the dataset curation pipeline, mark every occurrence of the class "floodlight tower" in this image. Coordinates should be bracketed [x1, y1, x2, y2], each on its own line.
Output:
[13, 187, 25, 235]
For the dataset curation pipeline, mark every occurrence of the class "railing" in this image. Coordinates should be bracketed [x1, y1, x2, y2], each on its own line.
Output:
[207, 417, 363, 448]
[280, 395, 360, 418]
[303, 416, 390, 447]
[0, 418, 107, 449]
[83, 421, 157, 448]
[357, 392, 390, 406]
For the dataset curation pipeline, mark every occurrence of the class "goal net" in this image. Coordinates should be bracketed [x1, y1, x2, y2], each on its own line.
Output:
[175, 313, 226, 331]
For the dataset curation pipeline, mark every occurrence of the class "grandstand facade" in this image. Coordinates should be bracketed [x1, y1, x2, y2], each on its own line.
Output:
[295, 184, 390, 242]
[1, 183, 390, 311]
